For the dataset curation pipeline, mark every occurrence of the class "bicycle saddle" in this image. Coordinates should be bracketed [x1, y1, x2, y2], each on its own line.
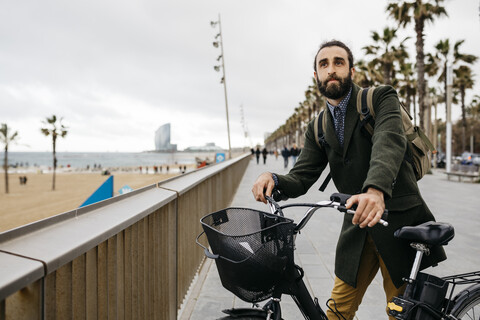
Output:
[394, 221, 455, 246]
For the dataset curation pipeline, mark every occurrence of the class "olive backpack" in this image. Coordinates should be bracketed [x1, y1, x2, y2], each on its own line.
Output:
[313, 86, 435, 192]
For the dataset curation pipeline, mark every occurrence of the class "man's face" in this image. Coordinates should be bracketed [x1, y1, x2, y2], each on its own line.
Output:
[314, 46, 354, 100]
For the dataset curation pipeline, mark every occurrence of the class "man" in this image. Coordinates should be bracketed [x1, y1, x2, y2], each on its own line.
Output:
[262, 147, 268, 164]
[290, 143, 300, 166]
[281, 145, 290, 168]
[255, 146, 261, 164]
[252, 40, 446, 320]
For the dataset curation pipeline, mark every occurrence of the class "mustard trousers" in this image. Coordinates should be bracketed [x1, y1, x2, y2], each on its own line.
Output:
[326, 235, 406, 320]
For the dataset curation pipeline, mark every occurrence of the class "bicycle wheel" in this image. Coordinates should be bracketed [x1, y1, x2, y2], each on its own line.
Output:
[218, 302, 282, 320]
[450, 284, 480, 319]
[218, 315, 266, 319]
[218, 308, 267, 319]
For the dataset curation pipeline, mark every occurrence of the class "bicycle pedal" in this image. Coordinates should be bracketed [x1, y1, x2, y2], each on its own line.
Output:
[387, 297, 414, 320]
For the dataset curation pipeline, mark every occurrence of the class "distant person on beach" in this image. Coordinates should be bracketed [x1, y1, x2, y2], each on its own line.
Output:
[262, 147, 268, 164]
[255, 147, 261, 164]
[19, 176, 27, 185]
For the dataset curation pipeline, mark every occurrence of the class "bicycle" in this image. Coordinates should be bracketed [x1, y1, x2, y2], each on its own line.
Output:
[196, 192, 480, 319]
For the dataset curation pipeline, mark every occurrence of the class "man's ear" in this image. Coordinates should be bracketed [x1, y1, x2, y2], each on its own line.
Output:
[350, 67, 355, 79]
[314, 71, 317, 81]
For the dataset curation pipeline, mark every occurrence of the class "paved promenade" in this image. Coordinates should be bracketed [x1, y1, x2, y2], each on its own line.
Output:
[181, 155, 480, 320]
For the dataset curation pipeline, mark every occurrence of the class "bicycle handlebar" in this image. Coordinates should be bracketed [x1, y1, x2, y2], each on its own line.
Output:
[267, 192, 389, 232]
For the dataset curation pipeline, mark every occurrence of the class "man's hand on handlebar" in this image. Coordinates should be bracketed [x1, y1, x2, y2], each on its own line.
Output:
[252, 172, 275, 204]
[346, 188, 385, 228]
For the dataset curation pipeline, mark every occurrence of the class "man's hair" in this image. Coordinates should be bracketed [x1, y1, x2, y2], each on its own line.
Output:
[313, 40, 354, 72]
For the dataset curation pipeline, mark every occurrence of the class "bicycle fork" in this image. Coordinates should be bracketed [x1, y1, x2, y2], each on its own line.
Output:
[273, 265, 328, 320]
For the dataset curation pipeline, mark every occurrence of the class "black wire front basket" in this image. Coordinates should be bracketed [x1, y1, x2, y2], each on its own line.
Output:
[199, 207, 296, 303]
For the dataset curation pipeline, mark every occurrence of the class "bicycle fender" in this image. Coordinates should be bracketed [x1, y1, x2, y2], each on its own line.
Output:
[450, 283, 480, 315]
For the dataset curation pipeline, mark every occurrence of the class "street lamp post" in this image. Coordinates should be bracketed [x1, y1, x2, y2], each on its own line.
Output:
[211, 14, 232, 159]
[446, 64, 453, 173]
[433, 93, 438, 168]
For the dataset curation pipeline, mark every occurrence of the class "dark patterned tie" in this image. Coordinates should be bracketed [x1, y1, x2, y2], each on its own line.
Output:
[334, 107, 344, 147]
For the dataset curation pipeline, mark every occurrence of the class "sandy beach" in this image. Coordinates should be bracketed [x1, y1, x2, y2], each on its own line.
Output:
[0, 170, 182, 233]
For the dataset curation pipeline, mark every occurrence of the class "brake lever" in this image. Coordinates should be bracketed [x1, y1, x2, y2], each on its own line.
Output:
[331, 201, 389, 227]
[265, 195, 284, 217]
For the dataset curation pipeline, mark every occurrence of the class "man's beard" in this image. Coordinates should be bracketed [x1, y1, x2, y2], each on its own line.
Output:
[317, 71, 352, 100]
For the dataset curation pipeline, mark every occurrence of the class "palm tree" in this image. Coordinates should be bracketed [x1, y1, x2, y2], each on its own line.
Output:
[397, 62, 417, 118]
[41, 115, 68, 191]
[466, 95, 480, 152]
[307, 77, 325, 116]
[387, 0, 448, 131]
[362, 27, 410, 86]
[454, 65, 475, 151]
[431, 39, 478, 121]
[0, 124, 19, 194]
[354, 59, 382, 88]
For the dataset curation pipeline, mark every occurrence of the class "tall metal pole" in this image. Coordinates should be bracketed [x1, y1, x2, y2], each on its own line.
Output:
[433, 96, 438, 168]
[446, 64, 453, 173]
[217, 14, 232, 159]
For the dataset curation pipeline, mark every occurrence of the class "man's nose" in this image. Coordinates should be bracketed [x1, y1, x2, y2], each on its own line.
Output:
[327, 64, 336, 75]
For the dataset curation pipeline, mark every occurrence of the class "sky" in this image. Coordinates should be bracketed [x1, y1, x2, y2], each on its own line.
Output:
[1, 0, 479, 152]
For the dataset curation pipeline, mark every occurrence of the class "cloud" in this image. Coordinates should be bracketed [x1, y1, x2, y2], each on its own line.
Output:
[1, 0, 478, 152]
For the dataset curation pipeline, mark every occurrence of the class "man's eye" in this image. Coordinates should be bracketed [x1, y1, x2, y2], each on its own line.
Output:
[335, 61, 343, 66]
[320, 62, 328, 68]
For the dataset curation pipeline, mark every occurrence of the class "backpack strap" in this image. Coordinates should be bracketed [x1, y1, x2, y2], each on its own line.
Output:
[356, 87, 376, 136]
[314, 110, 329, 148]
[313, 109, 332, 192]
[314, 112, 321, 148]
[319, 172, 332, 192]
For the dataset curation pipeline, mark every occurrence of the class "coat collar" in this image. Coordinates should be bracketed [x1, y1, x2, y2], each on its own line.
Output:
[324, 84, 361, 157]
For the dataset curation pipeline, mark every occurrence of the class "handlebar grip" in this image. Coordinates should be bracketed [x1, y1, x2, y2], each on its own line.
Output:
[330, 192, 351, 205]
[331, 192, 389, 226]
[350, 204, 388, 221]
[382, 209, 389, 222]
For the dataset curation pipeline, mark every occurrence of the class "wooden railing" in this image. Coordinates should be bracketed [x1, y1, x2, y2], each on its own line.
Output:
[0, 153, 250, 319]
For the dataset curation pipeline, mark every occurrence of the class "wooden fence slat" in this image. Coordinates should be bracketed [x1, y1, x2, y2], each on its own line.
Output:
[72, 255, 86, 320]
[85, 248, 97, 320]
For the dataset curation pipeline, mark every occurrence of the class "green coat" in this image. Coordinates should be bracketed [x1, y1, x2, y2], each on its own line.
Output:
[276, 84, 446, 288]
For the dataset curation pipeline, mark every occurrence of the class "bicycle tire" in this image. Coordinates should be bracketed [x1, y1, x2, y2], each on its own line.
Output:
[218, 308, 268, 320]
[218, 316, 267, 319]
[450, 283, 480, 319]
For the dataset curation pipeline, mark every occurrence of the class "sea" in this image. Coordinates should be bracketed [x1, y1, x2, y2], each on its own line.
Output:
[6, 151, 222, 170]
